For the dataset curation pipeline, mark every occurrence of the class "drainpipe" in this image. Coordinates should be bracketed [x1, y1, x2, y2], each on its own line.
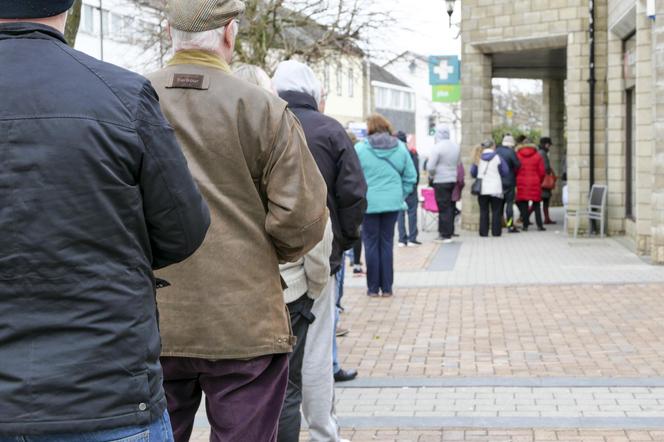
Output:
[588, 0, 596, 190]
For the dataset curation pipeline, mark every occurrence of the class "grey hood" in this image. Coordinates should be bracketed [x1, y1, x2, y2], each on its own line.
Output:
[368, 132, 399, 150]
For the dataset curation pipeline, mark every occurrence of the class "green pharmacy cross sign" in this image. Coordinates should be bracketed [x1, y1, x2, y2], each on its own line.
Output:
[432, 84, 461, 103]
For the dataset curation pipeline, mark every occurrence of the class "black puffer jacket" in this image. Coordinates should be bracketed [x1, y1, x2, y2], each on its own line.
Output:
[0, 23, 210, 434]
[280, 91, 367, 275]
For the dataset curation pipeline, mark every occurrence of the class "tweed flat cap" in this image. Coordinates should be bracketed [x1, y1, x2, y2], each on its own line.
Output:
[167, 0, 245, 32]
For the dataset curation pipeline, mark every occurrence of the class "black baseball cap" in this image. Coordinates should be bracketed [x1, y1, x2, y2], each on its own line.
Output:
[0, 1, 75, 19]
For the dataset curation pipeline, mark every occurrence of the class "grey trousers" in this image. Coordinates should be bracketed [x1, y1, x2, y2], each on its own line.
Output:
[278, 294, 315, 442]
[301, 278, 340, 441]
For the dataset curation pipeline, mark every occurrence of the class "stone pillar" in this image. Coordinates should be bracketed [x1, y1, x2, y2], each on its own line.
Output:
[651, 4, 664, 263]
[565, 2, 609, 233]
[634, 3, 655, 254]
[605, 30, 627, 236]
[542, 78, 566, 206]
[460, 45, 493, 231]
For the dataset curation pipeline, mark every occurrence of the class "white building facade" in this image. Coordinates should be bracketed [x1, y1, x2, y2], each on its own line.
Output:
[75, 0, 164, 74]
[383, 51, 461, 160]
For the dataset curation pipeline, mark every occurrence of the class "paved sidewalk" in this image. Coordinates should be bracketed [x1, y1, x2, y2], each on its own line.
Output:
[336, 284, 664, 378]
[190, 211, 664, 441]
[347, 209, 664, 289]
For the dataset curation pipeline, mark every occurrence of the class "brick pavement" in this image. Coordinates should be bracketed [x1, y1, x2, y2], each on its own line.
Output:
[189, 218, 664, 441]
[336, 284, 664, 378]
[190, 428, 664, 441]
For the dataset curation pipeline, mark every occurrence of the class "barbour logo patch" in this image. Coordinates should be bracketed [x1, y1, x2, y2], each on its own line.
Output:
[167, 74, 209, 90]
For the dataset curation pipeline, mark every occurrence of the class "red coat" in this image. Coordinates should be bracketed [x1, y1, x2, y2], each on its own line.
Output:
[516, 145, 546, 202]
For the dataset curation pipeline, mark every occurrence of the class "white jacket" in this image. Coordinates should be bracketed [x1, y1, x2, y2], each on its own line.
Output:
[477, 150, 504, 198]
[279, 220, 333, 304]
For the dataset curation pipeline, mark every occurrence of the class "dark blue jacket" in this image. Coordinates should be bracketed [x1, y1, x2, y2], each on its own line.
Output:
[0, 23, 209, 434]
[279, 91, 367, 274]
[496, 145, 521, 189]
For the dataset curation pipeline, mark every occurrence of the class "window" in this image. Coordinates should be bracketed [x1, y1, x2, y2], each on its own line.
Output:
[348, 68, 354, 97]
[390, 90, 401, 108]
[404, 92, 413, 111]
[374, 86, 388, 108]
[336, 65, 343, 96]
[101, 9, 110, 36]
[81, 4, 94, 34]
[626, 88, 636, 219]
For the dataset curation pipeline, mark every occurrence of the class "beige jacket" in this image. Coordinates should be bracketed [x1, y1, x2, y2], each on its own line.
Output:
[148, 51, 328, 360]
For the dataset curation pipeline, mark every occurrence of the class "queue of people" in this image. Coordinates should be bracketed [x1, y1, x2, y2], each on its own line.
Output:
[470, 135, 558, 236]
[0, 1, 560, 441]
[0, 1, 371, 441]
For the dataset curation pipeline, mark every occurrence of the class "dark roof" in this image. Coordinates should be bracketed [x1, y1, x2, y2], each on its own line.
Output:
[382, 51, 428, 69]
[370, 63, 411, 88]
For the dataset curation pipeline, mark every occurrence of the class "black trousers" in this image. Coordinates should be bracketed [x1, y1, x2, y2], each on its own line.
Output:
[518, 201, 543, 229]
[277, 294, 315, 442]
[502, 187, 516, 227]
[433, 182, 456, 239]
[478, 195, 503, 237]
[352, 236, 362, 266]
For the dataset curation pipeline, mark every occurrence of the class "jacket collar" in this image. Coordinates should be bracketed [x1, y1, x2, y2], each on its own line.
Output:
[279, 90, 318, 112]
[167, 50, 231, 73]
[0, 22, 67, 44]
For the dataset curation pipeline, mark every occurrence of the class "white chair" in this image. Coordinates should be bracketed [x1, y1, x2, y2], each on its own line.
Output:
[566, 185, 608, 239]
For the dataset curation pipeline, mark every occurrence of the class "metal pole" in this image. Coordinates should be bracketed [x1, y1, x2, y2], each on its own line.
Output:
[99, 0, 104, 61]
[588, 0, 595, 190]
[588, 0, 597, 232]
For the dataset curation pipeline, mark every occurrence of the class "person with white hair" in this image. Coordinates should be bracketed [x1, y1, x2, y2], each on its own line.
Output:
[427, 125, 462, 243]
[146, 1, 329, 440]
[233, 62, 274, 92]
[273, 60, 367, 442]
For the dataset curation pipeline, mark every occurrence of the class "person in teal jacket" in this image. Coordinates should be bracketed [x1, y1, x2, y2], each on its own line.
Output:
[355, 114, 417, 297]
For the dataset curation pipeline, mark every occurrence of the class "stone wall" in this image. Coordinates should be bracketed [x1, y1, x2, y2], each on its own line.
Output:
[652, 2, 664, 263]
[461, 0, 609, 231]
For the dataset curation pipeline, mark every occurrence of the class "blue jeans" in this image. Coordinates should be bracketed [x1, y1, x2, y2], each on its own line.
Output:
[332, 259, 346, 374]
[397, 192, 419, 243]
[363, 211, 399, 294]
[0, 411, 174, 442]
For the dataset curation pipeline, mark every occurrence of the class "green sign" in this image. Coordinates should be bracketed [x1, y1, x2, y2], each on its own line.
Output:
[432, 84, 461, 103]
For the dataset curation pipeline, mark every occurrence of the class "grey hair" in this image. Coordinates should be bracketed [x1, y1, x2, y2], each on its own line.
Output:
[233, 64, 273, 92]
[171, 20, 239, 53]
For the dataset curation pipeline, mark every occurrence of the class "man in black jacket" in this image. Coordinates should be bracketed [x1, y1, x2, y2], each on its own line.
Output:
[273, 60, 367, 442]
[0, 2, 210, 439]
[496, 135, 521, 233]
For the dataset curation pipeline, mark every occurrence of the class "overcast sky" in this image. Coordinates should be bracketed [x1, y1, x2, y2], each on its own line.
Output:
[367, 0, 462, 63]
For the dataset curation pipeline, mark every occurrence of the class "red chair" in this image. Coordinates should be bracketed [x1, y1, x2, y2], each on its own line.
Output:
[420, 188, 438, 232]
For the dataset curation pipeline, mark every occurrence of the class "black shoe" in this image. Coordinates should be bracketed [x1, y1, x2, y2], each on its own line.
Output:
[334, 368, 358, 382]
[538, 226, 546, 231]
[508, 227, 520, 233]
[522, 227, 529, 232]
[409, 240, 423, 245]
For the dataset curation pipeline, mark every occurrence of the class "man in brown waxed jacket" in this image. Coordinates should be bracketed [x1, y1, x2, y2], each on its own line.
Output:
[147, 1, 328, 440]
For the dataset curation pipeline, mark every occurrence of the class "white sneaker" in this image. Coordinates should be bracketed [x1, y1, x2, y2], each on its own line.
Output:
[340, 439, 351, 442]
[398, 242, 407, 248]
[442, 238, 454, 244]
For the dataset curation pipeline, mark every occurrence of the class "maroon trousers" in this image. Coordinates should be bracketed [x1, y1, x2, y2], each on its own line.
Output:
[161, 354, 289, 442]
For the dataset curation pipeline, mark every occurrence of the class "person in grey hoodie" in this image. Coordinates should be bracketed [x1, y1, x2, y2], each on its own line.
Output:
[427, 126, 461, 243]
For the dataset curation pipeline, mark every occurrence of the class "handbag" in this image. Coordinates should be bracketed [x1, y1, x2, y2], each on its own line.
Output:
[471, 178, 482, 196]
[542, 173, 557, 190]
[471, 161, 489, 196]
